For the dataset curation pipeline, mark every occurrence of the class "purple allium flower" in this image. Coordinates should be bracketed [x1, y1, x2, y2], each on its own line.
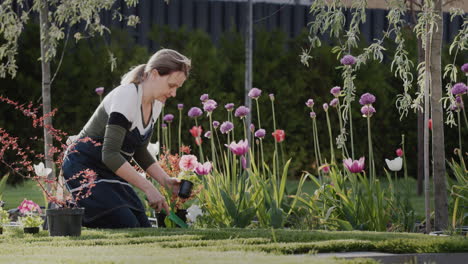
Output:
[451, 83, 467, 95]
[330, 98, 339, 107]
[361, 105, 376, 117]
[226, 139, 249, 156]
[163, 114, 174, 123]
[220, 121, 234, 134]
[461, 63, 468, 73]
[305, 99, 314, 108]
[203, 99, 218, 112]
[225, 103, 235, 111]
[250, 123, 255, 132]
[450, 104, 460, 111]
[188, 107, 203, 118]
[310, 112, 316, 119]
[456, 96, 464, 109]
[269, 93, 275, 101]
[200, 94, 209, 102]
[255, 129, 266, 138]
[323, 103, 329, 111]
[234, 106, 250, 118]
[340, 55, 356, 65]
[359, 93, 376, 105]
[213, 121, 220, 129]
[248, 88, 262, 99]
[95, 87, 104, 95]
[330, 86, 341, 97]
[177, 104, 184, 110]
[204, 131, 212, 138]
[161, 123, 167, 128]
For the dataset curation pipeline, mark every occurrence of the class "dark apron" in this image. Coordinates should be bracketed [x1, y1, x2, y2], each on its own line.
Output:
[62, 127, 152, 224]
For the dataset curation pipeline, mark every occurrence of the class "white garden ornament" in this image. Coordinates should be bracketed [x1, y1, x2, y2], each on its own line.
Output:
[385, 157, 403, 172]
[33, 162, 52, 177]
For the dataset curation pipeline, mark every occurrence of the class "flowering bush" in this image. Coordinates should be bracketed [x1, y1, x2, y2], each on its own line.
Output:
[0, 96, 97, 208]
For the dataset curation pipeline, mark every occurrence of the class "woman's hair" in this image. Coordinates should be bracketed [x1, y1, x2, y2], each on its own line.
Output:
[121, 49, 191, 85]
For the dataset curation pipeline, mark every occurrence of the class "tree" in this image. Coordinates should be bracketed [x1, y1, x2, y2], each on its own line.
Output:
[0, 0, 145, 186]
[301, 0, 465, 232]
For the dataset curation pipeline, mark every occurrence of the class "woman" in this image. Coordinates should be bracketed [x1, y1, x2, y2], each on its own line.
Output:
[62, 49, 191, 228]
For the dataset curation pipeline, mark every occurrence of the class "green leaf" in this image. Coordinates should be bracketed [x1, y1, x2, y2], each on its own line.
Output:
[220, 189, 238, 220]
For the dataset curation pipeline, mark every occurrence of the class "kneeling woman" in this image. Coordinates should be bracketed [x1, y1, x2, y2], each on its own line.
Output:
[62, 49, 191, 228]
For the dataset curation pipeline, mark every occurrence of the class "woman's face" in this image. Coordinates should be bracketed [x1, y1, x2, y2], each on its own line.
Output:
[150, 70, 186, 103]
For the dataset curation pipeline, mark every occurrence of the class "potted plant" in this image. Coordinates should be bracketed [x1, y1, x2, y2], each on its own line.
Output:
[33, 161, 95, 237]
[0, 207, 8, 235]
[19, 214, 44, 234]
[156, 150, 205, 227]
[17, 199, 44, 234]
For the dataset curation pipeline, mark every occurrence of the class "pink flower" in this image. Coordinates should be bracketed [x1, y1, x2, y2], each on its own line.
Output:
[95, 87, 104, 95]
[343, 157, 365, 173]
[226, 139, 249, 156]
[18, 199, 42, 214]
[396, 148, 403, 157]
[320, 164, 330, 174]
[179, 155, 198, 171]
[194, 161, 212, 175]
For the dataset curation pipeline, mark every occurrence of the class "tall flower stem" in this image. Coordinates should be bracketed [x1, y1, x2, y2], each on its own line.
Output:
[209, 114, 217, 171]
[178, 109, 182, 156]
[168, 123, 172, 153]
[336, 102, 349, 158]
[457, 111, 462, 154]
[271, 98, 280, 175]
[255, 99, 265, 176]
[367, 116, 375, 181]
[461, 97, 468, 130]
[349, 106, 355, 159]
[325, 110, 335, 163]
[194, 118, 204, 163]
[214, 128, 226, 175]
[313, 118, 322, 166]
[311, 118, 322, 178]
[402, 134, 408, 181]
[228, 111, 235, 140]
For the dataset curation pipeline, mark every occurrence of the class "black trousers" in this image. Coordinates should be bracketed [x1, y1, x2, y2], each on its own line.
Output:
[84, 206, 151, 229]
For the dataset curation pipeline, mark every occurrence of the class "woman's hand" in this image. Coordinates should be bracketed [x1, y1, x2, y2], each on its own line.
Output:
[164, 177, 181, 199]
[145, 188, 170, 213]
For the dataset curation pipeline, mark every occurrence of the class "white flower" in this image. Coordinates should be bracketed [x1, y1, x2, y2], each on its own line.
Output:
[33, 162, 52, 177]
[385, 157, 403, 172]
[147, 142, 160, 157]
[186, 204, 203, 223]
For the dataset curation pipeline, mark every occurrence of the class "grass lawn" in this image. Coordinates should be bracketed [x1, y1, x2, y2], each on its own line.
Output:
[1, 227, 467, 264]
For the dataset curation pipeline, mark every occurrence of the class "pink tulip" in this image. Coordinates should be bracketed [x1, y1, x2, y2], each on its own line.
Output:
[194, 161, 212, 175]
[343, 157, 365, 173]
[226, 139, 249, 156]
[179, 155, 198, 171]
[396, 148, 403, 157]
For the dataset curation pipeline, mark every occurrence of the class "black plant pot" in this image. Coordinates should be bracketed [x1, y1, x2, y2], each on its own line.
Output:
[156, 209, 187, 228]
[0, 227, 2, 235]
[175, 209, 187, 223]
[178, 180, 194, 199]
[46, 208, 84, 236]
[23, 227, 40, 234]
[156, 212, 166, 228]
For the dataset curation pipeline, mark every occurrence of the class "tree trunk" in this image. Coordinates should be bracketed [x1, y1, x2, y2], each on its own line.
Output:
[417, 37, 424, 196]
[423, 11, 432, 234]
[39, 0, 56, 187]
[430, 0, 449, 231]
[244, 0, 253, 167]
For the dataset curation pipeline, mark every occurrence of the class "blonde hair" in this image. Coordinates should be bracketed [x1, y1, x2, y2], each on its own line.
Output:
[121, 49, 191, 85]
